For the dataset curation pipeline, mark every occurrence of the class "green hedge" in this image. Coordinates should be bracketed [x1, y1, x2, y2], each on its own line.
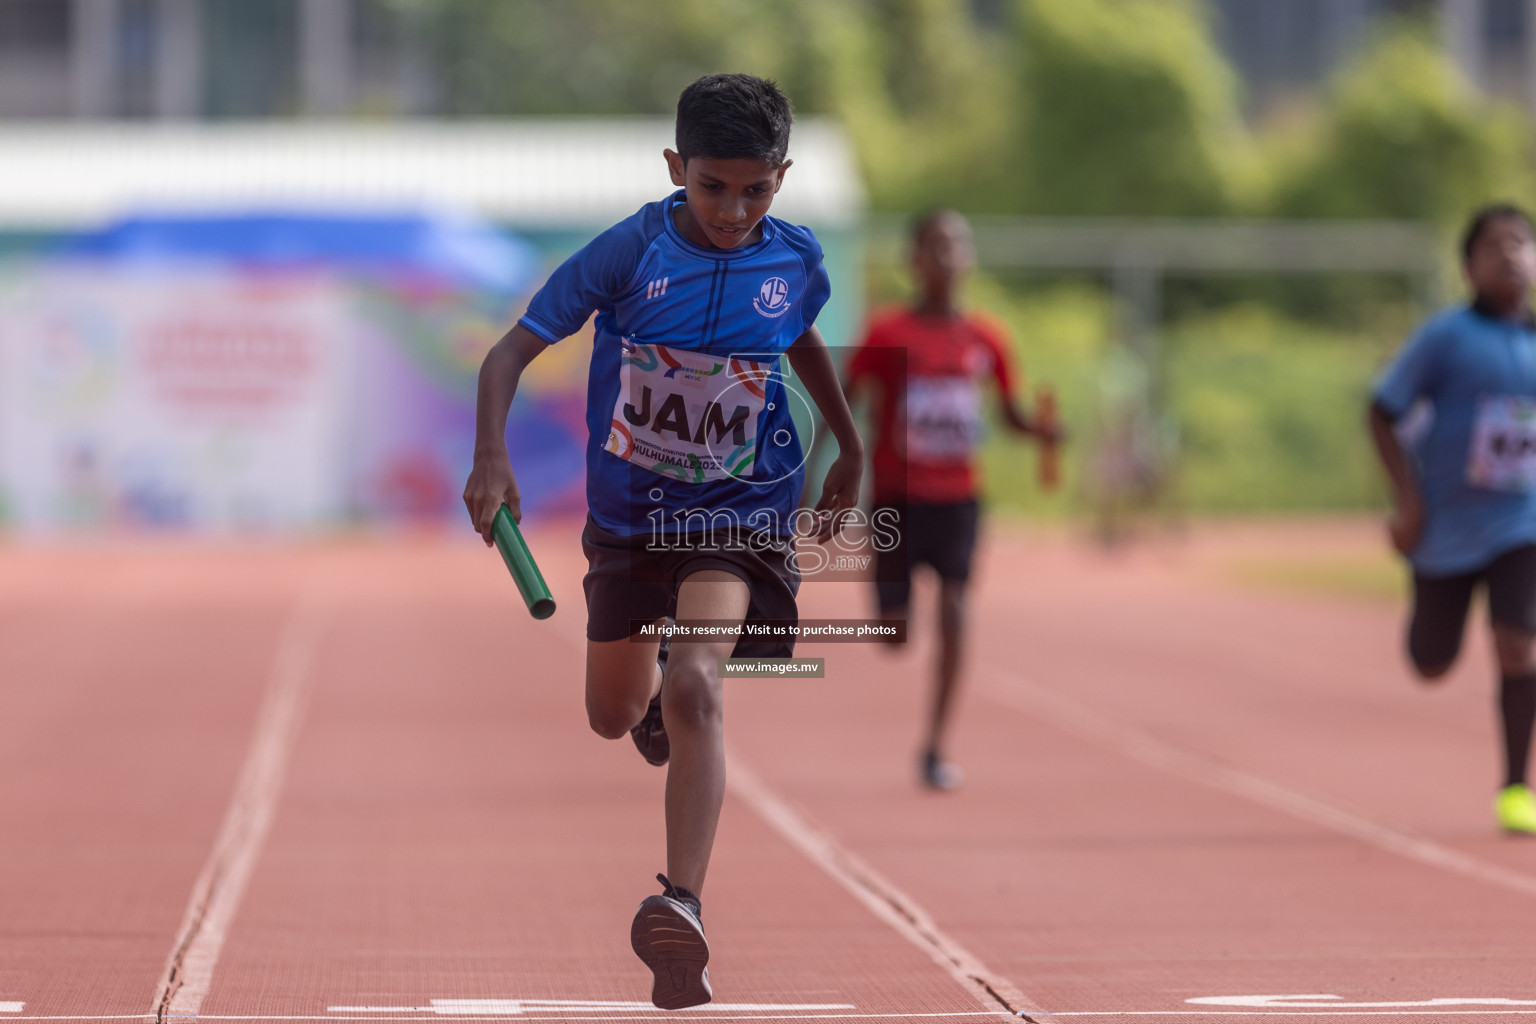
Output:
[900, 280, 1408, 518]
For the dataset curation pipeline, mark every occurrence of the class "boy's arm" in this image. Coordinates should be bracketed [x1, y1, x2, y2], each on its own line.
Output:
[840, 334, 873, 407]
[1000, 395, 1035, 435]
[989, 338, 1062, 443]
[463, 324, 550, 543]
[1000, 396, 1066, 442]
[1370, 321, 1442, 556]
[1368, 400, 1423, 555]
[787, 326, 864, 540]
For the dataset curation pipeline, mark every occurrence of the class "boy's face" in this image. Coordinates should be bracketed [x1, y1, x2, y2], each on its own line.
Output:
[912, 212, 975, 293]
[1465, 215, 1536, 308]
[664, 150, 790, 250]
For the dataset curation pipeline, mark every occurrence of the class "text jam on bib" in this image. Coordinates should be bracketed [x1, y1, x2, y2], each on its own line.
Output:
[605, 339, 776, 484]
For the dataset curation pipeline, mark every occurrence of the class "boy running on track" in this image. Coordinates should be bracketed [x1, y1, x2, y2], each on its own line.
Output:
[1370, 203, 1536, 835]
[844, 208, 1059, 791]
[463, 74, 863, 1008]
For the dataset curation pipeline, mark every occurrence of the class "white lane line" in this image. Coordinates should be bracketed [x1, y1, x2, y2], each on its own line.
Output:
[0, 1007, 22, 1015]
[1191, 996, 1536, 1008]
[1039, 1012, 1536, 1018]
[153, 588, 331, 1022]
[0, 1018, 998, 1024]
[0, 1018, 1044, 1023]
[12, 1014, 1536, 1023]
[986, 670, 1536, 902]
[326, 1002, 857, 1014]
[545, 622, 1035, 1019]
[726, 756, 1039, 1021]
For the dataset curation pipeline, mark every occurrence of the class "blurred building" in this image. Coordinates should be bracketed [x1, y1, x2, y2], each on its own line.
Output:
[3, 0, 1535, 123]
[0, 0, 425, 119]
[0, 1, 868, 531]
[0, 117, 864, 530]
[1211, 0, 1536, 116]
[0, 116, 865, 341]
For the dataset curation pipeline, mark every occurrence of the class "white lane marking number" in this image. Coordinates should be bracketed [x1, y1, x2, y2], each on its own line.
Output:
[328, 999, 857, 1015]
[1190, 994, 1536, 1009]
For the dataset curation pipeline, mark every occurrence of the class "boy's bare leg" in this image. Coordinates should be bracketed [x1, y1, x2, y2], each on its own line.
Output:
[1493, 623, 1536, 794]
[925, 579, 967, 757]
[664, 570, 750, 896]
[585, 626, 665, 739]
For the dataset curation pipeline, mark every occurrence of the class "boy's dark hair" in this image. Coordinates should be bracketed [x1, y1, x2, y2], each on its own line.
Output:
[1462, 202, 1535, 262]
[675, 74, 793, 166]
[911, 207, 963, 245]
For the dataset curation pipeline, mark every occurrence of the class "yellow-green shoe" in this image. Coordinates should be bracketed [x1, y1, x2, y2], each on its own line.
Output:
[1495, 784, 1536, 834]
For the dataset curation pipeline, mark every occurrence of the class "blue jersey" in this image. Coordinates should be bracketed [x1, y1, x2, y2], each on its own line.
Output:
[1375, 303, 1536, 575]
[518, 191, 831, 538]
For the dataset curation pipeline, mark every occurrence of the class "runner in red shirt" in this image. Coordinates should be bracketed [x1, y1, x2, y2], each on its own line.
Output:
[845, 208, 1060, 790]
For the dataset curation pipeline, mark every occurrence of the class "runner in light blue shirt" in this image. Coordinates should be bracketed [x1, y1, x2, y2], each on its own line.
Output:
[1374, 304, 1536, 576]
[1370, 203, 1536, 834]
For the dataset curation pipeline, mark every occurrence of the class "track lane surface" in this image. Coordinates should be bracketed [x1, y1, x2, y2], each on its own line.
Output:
[5, 521, 1536, 1022]
[733, 522, 1536, 1017]
[0, 545, 312, 1018]
[190, 536, 998, 1022]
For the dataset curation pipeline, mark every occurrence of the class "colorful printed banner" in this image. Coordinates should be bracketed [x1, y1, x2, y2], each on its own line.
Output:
[0, 212, 588, 531]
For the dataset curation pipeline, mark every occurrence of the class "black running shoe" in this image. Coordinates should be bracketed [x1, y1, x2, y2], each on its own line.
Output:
[629, 632, 670, 766]
[631, 873, 710, 1009]
[630, 695, 668, 766]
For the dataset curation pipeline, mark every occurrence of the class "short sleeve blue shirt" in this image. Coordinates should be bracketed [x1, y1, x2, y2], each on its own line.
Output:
[518, 191, 831, 538]
[1374, 303, 1536, 575]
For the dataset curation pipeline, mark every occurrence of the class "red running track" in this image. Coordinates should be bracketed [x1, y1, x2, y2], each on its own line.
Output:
[2, 520, 1535, 1024]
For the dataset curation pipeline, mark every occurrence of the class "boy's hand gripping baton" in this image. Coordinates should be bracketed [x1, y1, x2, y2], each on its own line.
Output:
[493, 504, 556, 620]
[1036, 384, 1061, 491]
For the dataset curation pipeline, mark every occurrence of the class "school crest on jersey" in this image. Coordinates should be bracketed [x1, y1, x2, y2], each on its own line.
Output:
[753, 276, 794, 319]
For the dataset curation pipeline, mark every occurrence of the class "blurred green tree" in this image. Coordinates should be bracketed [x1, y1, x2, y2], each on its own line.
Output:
[381, 0, 1532, 229]
[1013, 0, 1248, 216]
[382, 0, 1009, 212]
[387, 0, 790, 115]
[1270, 24, 1533, 223]
[844, 0, 1013, 212]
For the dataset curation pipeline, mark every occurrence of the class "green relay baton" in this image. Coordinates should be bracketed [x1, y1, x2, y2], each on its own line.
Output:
[492, 504, 556, 620]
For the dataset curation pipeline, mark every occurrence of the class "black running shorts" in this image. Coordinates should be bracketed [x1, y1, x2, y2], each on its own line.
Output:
[581, 516, 800, 658]
[1409, 544, 1536, 672]
[872, 500, 981, 612]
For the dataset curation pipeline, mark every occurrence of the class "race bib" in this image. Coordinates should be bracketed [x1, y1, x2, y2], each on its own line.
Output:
[1466, 395, 1536, 492]
[603, 339, 772, 483]
[905, 376, 985, 460]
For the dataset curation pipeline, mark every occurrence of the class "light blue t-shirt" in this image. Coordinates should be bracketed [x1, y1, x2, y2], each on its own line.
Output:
[518, 192, 831, 538]
[1374, 303, 1536, 576]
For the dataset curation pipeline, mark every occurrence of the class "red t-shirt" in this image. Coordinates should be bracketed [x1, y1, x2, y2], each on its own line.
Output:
[845, 307, 1020, 503]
